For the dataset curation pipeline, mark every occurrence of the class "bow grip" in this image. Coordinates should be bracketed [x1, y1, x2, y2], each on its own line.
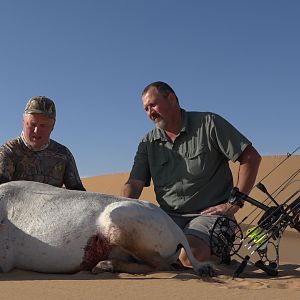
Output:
[228, 187, 244, 208]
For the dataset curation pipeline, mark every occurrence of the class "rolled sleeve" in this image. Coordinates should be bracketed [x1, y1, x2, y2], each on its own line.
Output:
[210, 114, 252, 162]
[129, 141, 151, 187]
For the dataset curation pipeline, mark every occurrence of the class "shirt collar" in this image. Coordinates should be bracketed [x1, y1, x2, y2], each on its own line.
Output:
[180, 109, 188, 133]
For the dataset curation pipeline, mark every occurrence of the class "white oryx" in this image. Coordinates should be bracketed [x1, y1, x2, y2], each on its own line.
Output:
[0, 181, 214, 276]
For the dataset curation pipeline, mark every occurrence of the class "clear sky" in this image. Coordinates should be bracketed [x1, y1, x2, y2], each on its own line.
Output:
[1, 0, 299, 177]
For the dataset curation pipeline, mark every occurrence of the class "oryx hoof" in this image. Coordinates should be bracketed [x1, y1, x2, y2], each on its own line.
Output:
[92, 260, 114, 274]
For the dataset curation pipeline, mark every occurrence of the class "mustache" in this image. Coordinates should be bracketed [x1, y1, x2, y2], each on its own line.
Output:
[150, 112, 161, 120]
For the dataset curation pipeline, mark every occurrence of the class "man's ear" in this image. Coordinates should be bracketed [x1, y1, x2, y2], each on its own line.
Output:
[168, 92, 177, 105]
[51, 120, 56, 131]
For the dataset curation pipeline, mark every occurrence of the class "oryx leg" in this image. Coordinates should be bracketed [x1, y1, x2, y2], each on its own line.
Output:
[92, 246, 171, 274]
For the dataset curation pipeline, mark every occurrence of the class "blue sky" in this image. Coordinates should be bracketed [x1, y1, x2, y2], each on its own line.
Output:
[1, 0, 299, 177]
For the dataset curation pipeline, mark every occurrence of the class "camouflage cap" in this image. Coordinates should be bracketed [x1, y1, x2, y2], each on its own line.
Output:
[24, 96, 56, 119]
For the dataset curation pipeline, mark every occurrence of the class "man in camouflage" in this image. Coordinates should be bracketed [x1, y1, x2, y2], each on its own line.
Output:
[0, 96, 86, 191]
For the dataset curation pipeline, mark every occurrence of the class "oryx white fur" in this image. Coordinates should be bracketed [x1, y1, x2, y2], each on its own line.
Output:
[0, 181, 213, 276]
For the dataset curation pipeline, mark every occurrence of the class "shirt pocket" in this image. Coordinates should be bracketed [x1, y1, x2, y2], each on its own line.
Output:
[150, 155, 170, 187]
[185, 144, 208, 177]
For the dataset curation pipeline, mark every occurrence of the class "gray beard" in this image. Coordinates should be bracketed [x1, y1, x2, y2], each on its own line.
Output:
[155, 119, 167, 130]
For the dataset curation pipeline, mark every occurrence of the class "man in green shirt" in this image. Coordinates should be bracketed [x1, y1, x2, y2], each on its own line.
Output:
[0, 96, 86, 191]
[121, 81, 261, 266]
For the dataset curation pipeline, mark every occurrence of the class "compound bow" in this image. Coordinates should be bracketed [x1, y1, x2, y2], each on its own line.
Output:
[210, 146, 300, 278]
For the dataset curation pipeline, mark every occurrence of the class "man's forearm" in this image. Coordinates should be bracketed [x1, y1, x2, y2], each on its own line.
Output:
[237, 163, 260, 195]
[237, 146, 262, 195]
[121, 180, 144, 199]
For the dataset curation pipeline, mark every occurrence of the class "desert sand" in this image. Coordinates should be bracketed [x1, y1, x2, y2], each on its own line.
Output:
[0, 155, 299, 299]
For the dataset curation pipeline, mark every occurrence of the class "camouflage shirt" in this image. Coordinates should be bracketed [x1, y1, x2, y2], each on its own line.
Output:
[0, 136, 85, 191]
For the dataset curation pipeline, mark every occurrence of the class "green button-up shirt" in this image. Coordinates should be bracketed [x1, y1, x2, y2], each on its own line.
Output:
[129, 110, 251, 213]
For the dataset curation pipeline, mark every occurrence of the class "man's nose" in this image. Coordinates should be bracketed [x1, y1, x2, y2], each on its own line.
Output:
[148, 107, 154, 116]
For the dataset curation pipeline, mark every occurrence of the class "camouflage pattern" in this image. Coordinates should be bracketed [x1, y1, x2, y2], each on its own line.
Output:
[24, 96, 56, 119]
[0, 136, 85, 191]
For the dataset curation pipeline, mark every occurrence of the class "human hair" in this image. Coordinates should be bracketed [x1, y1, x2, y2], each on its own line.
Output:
[142, 81, 179, 103]
[23, 112, 56, 127]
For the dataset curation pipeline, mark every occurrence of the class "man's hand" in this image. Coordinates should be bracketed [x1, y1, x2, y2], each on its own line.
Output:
[200, 202, 239, 216]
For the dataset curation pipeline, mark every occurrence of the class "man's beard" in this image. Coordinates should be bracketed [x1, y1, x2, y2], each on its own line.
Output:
[155, 118, 167, 130]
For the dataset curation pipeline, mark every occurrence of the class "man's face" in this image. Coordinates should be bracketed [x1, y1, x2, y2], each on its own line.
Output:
[142, 87, 173, 130]
[23, 113, 55, 149]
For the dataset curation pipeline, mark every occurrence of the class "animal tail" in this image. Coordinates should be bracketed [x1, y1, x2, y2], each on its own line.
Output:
[177, 231, 215, 276]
